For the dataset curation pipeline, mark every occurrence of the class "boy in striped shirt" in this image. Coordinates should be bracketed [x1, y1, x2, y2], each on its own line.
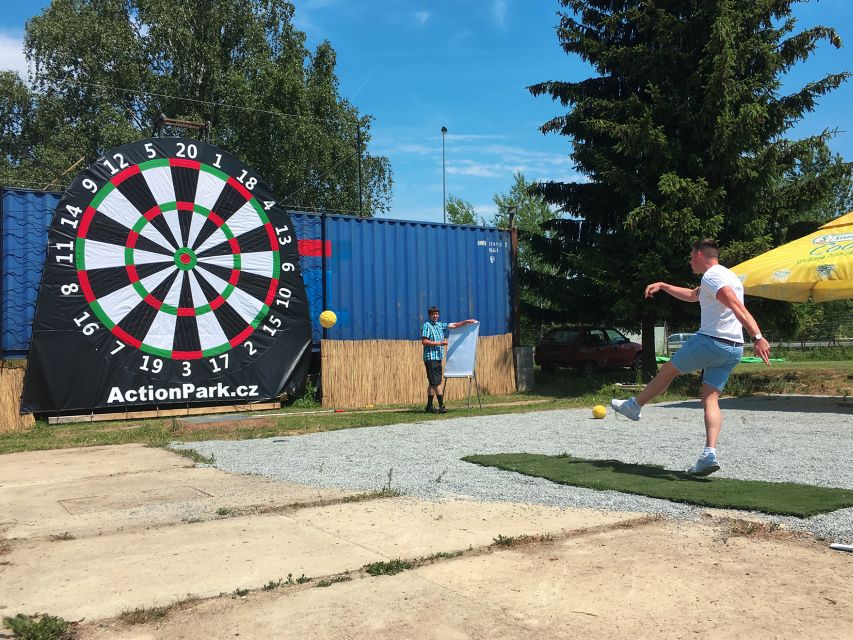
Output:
[422, 306, 477, 413]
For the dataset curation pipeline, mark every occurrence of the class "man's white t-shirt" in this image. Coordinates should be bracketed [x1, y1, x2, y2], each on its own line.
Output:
[697, 264, 745, 343]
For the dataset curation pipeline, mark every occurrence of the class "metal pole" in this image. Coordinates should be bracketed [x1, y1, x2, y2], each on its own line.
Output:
[441, 126, 447, 223]
[356, 122, 363, 216]
[509, 205, 520, 350]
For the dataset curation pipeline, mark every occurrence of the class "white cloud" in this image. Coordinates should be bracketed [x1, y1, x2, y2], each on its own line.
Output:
[415, 11, 430, 26]
[447, 161, 504, 178]
[376, 142, 435, 156]
[492, 0, 508, 27]
[0, 32, 27, 79]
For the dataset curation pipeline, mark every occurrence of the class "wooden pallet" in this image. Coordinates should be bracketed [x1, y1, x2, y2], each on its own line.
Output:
[47, 401, 281, 425]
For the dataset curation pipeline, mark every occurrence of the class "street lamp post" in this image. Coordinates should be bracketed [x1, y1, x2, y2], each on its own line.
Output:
[441, 126, 447, 223]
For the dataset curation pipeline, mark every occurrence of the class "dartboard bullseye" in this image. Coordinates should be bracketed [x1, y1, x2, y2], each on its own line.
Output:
[21, 137, 312, 414]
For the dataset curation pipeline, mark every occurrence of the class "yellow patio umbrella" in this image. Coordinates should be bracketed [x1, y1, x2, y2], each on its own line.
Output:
[730, 211, 853, 302]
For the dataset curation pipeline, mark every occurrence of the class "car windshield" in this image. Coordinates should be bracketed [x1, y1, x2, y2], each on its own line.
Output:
[543, 329, 581, 344]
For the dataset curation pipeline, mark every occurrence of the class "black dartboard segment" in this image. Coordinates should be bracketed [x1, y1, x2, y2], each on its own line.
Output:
[21, 137, 312, 414]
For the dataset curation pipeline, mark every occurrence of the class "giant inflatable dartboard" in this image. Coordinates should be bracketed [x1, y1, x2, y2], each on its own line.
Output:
[21, 137, 312, 414]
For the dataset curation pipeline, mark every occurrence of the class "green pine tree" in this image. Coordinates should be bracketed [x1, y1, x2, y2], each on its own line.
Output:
[529, 0, 850, 377]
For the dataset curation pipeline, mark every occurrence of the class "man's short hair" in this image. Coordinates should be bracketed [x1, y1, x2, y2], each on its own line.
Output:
[692, 238, 719, 259]
[428, 306, 439, 314]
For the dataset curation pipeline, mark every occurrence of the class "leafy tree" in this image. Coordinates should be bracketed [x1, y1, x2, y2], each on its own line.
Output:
[529, 0, 850, 378]
[6, 0, 390, 214]
[490, 172, 562, 344]
[445, 195, 479, 225]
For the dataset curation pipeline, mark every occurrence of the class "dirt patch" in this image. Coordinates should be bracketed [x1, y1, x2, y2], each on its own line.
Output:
[73, 516, 853, 640]
[174, 417, 276, 434]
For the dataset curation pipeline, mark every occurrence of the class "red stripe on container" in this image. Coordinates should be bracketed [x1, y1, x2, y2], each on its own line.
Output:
[298, 239, 331, 257]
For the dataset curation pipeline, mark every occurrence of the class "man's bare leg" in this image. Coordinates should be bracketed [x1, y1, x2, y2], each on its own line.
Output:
[636, 361, 681, 406]
[700, 383, 722, 448]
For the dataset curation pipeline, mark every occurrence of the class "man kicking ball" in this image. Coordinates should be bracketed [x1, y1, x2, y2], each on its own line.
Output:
[611, 239, 771, 476]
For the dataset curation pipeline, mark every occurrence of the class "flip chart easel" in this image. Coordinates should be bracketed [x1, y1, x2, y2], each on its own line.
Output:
[442, 322, 481, 409]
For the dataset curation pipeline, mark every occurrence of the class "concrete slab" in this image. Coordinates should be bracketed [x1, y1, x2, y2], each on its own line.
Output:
[0, 445, 357, 540]
[0, 444, 189, 487]
[0, 466, 356, 539]
[0, 497, 641, 621]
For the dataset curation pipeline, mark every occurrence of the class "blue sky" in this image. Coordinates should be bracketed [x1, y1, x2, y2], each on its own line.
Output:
[1, 0, 850, 223]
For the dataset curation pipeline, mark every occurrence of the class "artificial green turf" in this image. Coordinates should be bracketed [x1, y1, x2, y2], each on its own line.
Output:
[462, 453, 853, 517]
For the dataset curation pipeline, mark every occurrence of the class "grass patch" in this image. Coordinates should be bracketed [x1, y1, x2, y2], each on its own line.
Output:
[492, 534, 516, 547]
[364, 558, 414, 576]
[170, 447, 214, 465]
[462, 453, 853, 517]
[2, 614, 72, 640]
[119, 604, 170, 625]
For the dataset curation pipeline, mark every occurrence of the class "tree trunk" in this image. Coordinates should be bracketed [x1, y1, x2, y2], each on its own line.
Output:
[641, 315, 658, 382]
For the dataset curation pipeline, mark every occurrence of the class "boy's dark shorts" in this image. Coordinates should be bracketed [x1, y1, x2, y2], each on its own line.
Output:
[424, 360, 443, 386]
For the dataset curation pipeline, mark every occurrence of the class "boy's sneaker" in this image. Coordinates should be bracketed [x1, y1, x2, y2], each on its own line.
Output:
[438, 405, 448, 414]
[687, 453, 720, 477]
[610, 398, 641, 421]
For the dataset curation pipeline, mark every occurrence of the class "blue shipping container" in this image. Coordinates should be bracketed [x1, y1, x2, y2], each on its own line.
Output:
[323, 216, 510, 340]
[1, 188, 511, 357]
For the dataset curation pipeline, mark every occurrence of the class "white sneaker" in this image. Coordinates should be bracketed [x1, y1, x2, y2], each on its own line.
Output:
[687, 453, 720, 477]
[610, 398, 641, 421]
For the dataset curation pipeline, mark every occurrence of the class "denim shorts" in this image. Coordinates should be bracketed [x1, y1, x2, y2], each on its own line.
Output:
[670, 333, 743, 391]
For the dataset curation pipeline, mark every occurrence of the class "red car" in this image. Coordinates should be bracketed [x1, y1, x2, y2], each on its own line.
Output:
[534, 327, 642, 374]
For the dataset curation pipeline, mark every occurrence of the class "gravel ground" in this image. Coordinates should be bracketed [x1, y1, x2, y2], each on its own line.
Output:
[172, 395, 853, 544]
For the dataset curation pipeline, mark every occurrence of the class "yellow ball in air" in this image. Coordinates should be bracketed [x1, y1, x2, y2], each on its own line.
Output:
[592, 405, 607, 419]
[319, 310, 337, 329]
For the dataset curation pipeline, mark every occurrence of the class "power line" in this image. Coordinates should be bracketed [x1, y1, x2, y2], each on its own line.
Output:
[58, 77, 360, 128]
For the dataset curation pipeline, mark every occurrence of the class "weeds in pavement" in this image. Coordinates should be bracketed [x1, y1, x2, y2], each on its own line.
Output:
[215, 507, 233, 516]
[3, 613, 73, 640]
[364, 559, 413, 576]
[119, 595, 198, 625]
[170, 447, 214, 465]
[317, 575, 352, 588]
[48, 532, 74, 542]
[262, 579, 283, 591]
[492, 534, 516, 547]
[233, 588, 249, 597]
[340, 488, 401, 503]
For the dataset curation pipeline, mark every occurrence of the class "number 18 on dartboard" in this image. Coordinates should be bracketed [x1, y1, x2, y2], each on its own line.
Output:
[22, 138, 312, 414]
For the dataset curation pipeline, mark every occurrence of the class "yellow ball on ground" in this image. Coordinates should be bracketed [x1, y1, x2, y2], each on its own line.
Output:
[319, 310, 337, 328]
[592, 404, 607, 419]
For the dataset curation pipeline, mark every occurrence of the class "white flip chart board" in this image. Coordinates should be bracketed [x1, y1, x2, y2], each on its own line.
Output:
[444, 322, 480, 377]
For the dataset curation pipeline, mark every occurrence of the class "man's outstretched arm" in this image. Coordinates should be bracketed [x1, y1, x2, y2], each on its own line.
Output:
[644, 282, 699, 302]
[448, 319, 478, 329]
